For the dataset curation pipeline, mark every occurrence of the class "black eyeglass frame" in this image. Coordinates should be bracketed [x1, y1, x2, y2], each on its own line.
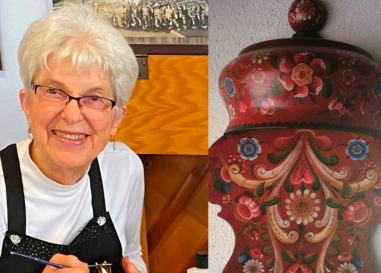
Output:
[32, 84, 117, 109]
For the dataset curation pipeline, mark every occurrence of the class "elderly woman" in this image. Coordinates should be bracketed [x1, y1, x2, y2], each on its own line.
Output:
[0, 3, 145, 273]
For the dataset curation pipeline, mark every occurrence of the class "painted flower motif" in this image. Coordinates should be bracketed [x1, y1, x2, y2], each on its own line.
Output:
[278, 52, 326, 98]
[290, 155, 314, 185]
[360, 98, 370, 115]
[373, 196, 381, 207]
[342, 200, 369, 223]
[249, 249, 263, 260]
[222, 195, 231, 204]
[285, 189, 320, 225]
[225, 77, 236, 97]
[251, 50, 270, 64]
[342, 69, 355, 85]
[243, 259, 264, 273]
[251, 98, 276, 116]
[237, 99, 247, 113]
[228, 105, 235, 120]
[220, 166, 231, 182]
[372, 77, 381, 97]
[370, 60, 381, 74]
[285, 263, 314, 273]
[338, 252, 353, 263]
[337, 262, 357, 273]
[238, 138, 262, 160]
[328, 98, 346, 117]
[347, 235, 355, 246]
[337, 50, 358, 67]
[294, 0, 316, 21]
[252, 68, 265, 83]
[346, 139, 369, 160]
[235, 196, 262, 222]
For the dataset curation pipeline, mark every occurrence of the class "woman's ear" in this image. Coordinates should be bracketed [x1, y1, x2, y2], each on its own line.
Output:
[19, 88, 32, 125]
[111, 105, 127, 135]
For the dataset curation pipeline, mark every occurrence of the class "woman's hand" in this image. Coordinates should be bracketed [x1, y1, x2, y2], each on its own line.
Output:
[42, 254, 89, 273]
[121, 257, 142, 273]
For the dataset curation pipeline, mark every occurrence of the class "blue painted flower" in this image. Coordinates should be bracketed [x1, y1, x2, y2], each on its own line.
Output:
[224, 77, 236, 97]
[351, 257, 363, 269]
[238, 138, 262, 160]
[346, 139, 369, 160]
[372, 77, 381, 97]
[222, 182, 234, 192]
[237, 252, 251, 265]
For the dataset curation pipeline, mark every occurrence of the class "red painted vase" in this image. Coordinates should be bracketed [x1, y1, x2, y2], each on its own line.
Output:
[209, 1, 381, 272]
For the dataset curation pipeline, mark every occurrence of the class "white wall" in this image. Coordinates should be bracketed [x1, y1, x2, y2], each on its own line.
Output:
[208, 1, 381, 272]
[0, 0, 51, 149]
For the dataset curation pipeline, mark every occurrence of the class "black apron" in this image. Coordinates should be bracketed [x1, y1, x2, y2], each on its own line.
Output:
[0, 144, 124, 273]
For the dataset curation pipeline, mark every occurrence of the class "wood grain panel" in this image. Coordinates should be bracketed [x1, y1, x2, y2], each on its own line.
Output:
[116, 55, 208, 155]
[140, 155, 208, 273]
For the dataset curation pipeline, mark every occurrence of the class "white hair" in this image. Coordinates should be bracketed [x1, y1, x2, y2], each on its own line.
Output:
[18, 3, 139, 116]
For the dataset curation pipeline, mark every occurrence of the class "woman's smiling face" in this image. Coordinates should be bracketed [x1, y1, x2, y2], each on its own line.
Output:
[20, 57, 126, 184]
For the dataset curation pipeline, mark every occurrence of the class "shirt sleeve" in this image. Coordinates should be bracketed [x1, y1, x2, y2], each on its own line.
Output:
[123, 156, 147, 273]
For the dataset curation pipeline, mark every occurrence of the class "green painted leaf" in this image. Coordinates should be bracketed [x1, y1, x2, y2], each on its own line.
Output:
[263, 196, 281, 206]
[336, 89, 346, 100]
[271, 77, 283, 97]
[322, 79, 333, 99]
[301, 183, 306, 193]
[332, 233, 342, 243]
[265, 257, 275, 269]
[281, 250, 297, 263]
[347, 91, 357, 102]
[326, 243, 340, 258]
[352, 247, 359, 258]
[249, 89, 257, 100]
[232, 67, 241, 79]
[326, 197, 342, 208]
[239, 84, 246, 97]
[270, 55, 280, 69]
[336, 222, 345, 231]
[251, 222, 261, 228]
[262, 243, 273, 256]
[255, 182, 266, 197]
[243, 244, 250, 253]
[342, 183, 353, 199]
[327, 57, 340, 75]
[309, 138, 339, 166]
[261, 232, 270, 242]
[268, 137, 299, 164]
[223, 94, 231, 104]
[211, 172, 220, 181]
[261, 222, 268, 230]
[263, 89, 269, 99]
[348, 226, 354, 233]
[325, 259, 335, 270]
[303, 252, 318, 264]
[242, 223, 250, 229]
[244, 190, 255, 199]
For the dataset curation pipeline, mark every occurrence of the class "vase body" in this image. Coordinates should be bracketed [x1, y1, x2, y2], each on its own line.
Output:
[209, 39, 381, 272]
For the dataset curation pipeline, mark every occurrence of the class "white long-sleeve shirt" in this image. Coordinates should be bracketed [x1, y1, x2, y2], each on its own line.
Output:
[0, 139, 147, 273]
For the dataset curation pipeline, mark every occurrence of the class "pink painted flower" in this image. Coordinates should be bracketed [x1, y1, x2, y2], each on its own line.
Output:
[251, 230, 259, 241]
[252, 68, 265, 83]
[237, 99, 247, 113]
[222, 195, 231, 204]
[342, 200, 369, 224]
[328, 98, 346, 117]
[342, 69, 355, 85]
[360, 98, 370, 115]
[347, 235, 355, 246]
[234, 196, 262, 222]
[278, 52, 326, 98]
[338, 252, 353, 262]
[220, 167, 231, 182]
[290, 154, 314, 185]
[249, 249, 263, 260]
[373, 196, 381, 207]
[259, 98, 275, 115]
[285, 263, 314, 273]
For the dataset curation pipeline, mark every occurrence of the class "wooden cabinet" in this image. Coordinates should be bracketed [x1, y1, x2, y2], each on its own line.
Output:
[116, 55, 208, 273]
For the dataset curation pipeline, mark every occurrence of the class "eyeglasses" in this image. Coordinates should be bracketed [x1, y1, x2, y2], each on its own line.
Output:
[32, 84, 116, 120]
